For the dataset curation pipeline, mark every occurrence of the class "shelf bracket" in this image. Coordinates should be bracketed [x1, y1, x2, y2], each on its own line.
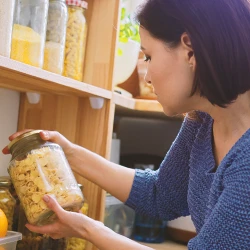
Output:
[89, 97, 104, 109]
[26, 92, 41, 104]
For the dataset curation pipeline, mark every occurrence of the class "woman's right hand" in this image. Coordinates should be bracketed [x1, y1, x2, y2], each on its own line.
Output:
[2, 130, 76, 165]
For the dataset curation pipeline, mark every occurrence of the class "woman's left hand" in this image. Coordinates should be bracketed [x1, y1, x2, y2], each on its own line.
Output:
[26, 195, 98, 240]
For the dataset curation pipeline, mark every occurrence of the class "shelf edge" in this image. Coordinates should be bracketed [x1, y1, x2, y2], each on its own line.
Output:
[0, 56, 112, 99]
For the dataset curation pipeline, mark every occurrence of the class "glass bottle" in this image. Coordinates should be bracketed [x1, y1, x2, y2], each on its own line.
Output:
[0, 0, 15, 57]
[64, 0, 88, 81]
[0, 176, 16, 230]
[43, 0, 68, 74]
[66, 184, 89, 250]
[133, 213, 167, 243]
[11, 0, 49, 68]
[8, 130, 84, 226]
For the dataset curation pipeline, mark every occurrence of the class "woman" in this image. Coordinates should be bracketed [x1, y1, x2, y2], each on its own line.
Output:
[3, 0, 250, 249]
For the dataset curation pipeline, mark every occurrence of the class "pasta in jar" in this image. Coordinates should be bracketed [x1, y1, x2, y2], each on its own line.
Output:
[63, 0, 88, 81]
[8, 130, 84, 226]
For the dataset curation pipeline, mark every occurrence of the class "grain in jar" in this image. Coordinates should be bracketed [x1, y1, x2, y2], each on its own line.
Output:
[64, 0, 88, 81]
[44, 0, 68, 74]
[8, 130, 84, 226]
[0, 0, 15, 57]
[11, 0, 49, 68]
[0, 176, 16, 230]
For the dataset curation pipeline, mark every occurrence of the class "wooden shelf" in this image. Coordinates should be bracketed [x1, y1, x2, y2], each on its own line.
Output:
[113, 92, 163, 112]
[0, 56, 112, 99]
[113, 92, 184, 120]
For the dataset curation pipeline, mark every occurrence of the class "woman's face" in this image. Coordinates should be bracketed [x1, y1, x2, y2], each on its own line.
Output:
[140, 27, 203, 116]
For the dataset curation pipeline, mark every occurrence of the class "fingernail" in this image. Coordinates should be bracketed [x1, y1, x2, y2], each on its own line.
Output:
[43, 195, 49, 203]
[42, 131, 49, 139]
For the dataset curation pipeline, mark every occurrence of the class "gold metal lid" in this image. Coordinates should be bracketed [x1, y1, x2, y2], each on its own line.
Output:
[8, 130, 43, 151]
[0, 176, 11, 187]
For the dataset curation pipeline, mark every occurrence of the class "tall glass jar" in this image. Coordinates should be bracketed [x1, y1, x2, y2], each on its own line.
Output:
[8, 130, 84, 226]
[0, 0, 15, 57]
[11, 0, 49, 68]
[43, 0, 68, 74]
[64, 0, 88, 81]
[0, 177, 16, 230]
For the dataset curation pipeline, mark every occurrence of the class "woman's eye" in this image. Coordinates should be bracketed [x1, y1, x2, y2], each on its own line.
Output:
[144, 56, 151, 62]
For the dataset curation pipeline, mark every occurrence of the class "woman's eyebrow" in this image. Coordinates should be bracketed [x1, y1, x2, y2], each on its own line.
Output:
[141, 46, 146, 51]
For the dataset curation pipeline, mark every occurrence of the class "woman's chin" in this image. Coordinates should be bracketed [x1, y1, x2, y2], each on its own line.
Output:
[162, 106, 186, 118]
[162, 108, 178, 117]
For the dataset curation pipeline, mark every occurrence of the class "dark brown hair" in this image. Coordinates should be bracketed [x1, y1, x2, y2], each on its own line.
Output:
[136, 0, 250, 107]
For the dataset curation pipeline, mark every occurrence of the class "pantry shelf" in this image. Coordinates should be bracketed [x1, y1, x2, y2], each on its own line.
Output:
[0, 56, 112, 99]
[113, 92, 163, 112]
[114, 93, 184, 120]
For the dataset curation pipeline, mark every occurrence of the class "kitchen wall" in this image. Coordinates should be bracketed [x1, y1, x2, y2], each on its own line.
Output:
[0, 88, 20, 176]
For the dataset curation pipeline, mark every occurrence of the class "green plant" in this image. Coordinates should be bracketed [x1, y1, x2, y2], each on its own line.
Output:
[118, 7, 140, 55]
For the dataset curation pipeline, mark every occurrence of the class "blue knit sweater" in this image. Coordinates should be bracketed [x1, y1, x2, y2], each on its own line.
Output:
[126, 112, 250, 249]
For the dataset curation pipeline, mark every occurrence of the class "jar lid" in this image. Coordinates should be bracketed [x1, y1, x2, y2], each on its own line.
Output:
[8, 130, 43, 151]
[66, 0, 88, 9]
[0, 176, 11, 187]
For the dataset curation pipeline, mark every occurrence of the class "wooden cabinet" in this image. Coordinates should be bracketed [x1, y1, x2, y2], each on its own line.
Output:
[0, 1, 164, 249]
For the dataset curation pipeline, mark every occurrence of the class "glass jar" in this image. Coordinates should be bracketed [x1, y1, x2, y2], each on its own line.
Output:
[133, 213, 167, 243]
[0, 0, 15, 57]
[63, 0, 88, 81]
[9, 182, 20, 232]
[43, 0, 68, 74]
[8, 130, 84, 226]
[11, 0, 49, 67]
[66, 184, 89, 250]
[0, 176, 16, 230]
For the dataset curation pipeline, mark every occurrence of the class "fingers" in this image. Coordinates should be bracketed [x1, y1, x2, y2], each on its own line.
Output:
[39, 130, 60, 142]
[9, 129, 33, 141]
[2, 130, 67, 154]
[26, 196, 66, 238]
[2, 129, 33, 154]
[2, 146, 10, 154]
[39, 131, 73, 153]
[26, 223, 55, 235]
[43, 195, 65, 219]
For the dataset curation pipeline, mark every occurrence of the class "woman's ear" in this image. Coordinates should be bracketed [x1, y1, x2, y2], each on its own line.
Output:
[181, 33, 196, 70]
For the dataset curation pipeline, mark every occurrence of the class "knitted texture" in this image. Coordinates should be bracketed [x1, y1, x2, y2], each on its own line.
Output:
[126, 112, 250, 249]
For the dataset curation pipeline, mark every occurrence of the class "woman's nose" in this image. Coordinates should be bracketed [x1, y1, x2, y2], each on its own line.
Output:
[144, 70, 151, 84]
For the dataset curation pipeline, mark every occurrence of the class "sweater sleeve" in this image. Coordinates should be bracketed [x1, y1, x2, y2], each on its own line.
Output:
[188, 155, 250, 249]
[125, 116, 201, 221]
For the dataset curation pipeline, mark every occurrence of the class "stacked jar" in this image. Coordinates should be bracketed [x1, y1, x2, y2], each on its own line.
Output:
[8, 130, 84, 226]
[0, 0, 15, 57]
[0, 176, 16, 230]
[11, 0, 49, 68]
[43, 0, 68, 74]
[64, 0, 88, 81]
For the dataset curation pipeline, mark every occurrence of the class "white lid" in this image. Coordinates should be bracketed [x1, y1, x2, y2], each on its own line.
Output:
[0, 231, 22, 245]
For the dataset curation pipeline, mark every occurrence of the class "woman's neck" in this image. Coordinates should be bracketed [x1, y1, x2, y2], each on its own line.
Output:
[203, 92, 250, 166]
[211, 94, 250, 136]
